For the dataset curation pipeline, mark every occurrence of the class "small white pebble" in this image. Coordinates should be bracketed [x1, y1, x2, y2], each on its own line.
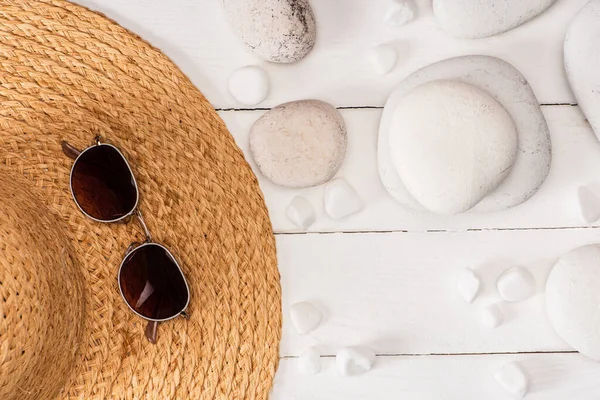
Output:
[497, 267, 535, 303]
[495, 362, 528, 398]
[370, 43, 398, 75]
[384, 0, 416, 27]
[289, 302, 322, 335]
[286, 196, 316, 230]
[228, 65, 269, 106]
[457, 269, 481, 303]
[481, 303, 504, 329]
[324, 178, 364, 220]
[298, 347, 321, 375]
[336, 346, 376, 376]
[577, 186, 600, 224]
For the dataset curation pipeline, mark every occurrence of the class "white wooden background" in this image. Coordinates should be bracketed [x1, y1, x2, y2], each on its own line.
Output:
[72, 0, 600, 398]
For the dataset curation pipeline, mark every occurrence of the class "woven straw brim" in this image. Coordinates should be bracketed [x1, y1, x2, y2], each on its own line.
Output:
[0, 0, 281, 399]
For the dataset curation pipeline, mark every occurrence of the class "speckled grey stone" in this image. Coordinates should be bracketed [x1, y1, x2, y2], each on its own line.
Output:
[222, 0, 316, 63]
[250, 100, 347, 188]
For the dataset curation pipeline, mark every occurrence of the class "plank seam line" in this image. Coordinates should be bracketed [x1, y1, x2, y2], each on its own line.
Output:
[280, 350, 578, 359]
[216, 103, 577, 112]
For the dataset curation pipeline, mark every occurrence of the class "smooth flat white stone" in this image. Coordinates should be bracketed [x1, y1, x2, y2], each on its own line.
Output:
[565, 0, 600, 140]
[289, 301, 323, 335]
[378, 55, 551, 214]
[298, 347, 321, 375]
[222, 0, 316, 63]
[433, 0, 557, 39]
[336, 346, 376, 376]
[577, 185, 600, 224]
[286, 196, 316, 230]
[480, 303, 504, 329]
[250, 100, 347, 188]
[384, 0, 416, 27]
[457, 269, 481, 303]
[497, 267, 535, 303]
[324, 178, 364, 220]
[370, 43, 398, 75]
[495, 363, 529, 398]
[547, 245, 600, 361]
[389, 80, 518, 215]
[228, 65, 269, 106]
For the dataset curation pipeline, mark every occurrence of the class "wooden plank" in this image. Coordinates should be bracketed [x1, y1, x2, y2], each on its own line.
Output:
[72, 0, 588, 108]
[222, 105, 600, 233]
[276, 228, 600, 356]
[272, 353, 600, 400]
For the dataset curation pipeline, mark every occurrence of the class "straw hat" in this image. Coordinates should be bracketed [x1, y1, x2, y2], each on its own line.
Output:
[0, 1, 281, 399]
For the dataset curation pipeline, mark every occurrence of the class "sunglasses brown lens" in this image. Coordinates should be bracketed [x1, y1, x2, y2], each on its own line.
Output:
[71, 144, 137, 221]
[119, 244, 189, 320]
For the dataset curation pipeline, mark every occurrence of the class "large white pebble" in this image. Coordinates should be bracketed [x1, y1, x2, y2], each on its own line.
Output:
[228, 66, 269, 106]
[298, 347, 321, 375]
[494, 362, 528, 398]
[497, 267, 535, 303]
[577, 185, 600, 224]
[480, 303, 504, 329]
[384, 0, 416, 27]
[389, 80, 518, 215]
[457, 269, 481, 303]
[324, 178, 364, 220]
[336, 346, 376, 376]
[289, 301, 322, 335]
[546, 245, 600, 360]
[370, 44, 398, 75]
[250, 100, 347, 188]
[286, 196, 316, 230]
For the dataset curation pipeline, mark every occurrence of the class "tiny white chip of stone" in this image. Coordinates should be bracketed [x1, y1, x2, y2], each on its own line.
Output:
[286, 196, 316, 230]
[481, 303, 504, 329]
[577, 186, 600, 224]
[289, 302, 323, 335]
[370, 43, 398, 75]
[384, 0, 416, 27]
[494, 362, 528, 398]
[227, 65, 269, 106]
[497, 267, 536, 303]
[336, 346, 376, 376]
[457, 269, 481, 303]
[298, 347, 321, 375]
[324, 178, 364, 220]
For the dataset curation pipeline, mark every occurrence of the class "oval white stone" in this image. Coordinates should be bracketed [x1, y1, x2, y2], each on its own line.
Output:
[388, 80, 518, 215]
[546, 245, 600, 361]
[228, 66, 269, 106]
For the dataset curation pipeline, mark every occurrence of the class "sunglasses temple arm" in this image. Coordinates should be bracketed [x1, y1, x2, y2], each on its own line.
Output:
[61, 141, 82, 160]
[145, 320, 159, 344]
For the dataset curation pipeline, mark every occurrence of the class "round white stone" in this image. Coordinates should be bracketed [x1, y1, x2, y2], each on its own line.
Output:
[370, 43, 398, 75]
[250, 100, 347, 188]
[222, 0, 316, 63]
[298, 347, 321, 375]
[497, 267, 536, 303]
[388, 80, 518, 215]
[228, 66, 269, 106]
[546, 245, 600, 361]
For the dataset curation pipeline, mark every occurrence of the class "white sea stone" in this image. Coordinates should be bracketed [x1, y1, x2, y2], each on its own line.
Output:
[384, 0, 416, 27]
[378, 56, 551, 214]
[457, 269, 481, 303]
[370, 44, 398, 75]
[289, 301, 322, 335]
[481, 303, 504, 329]
[495, 363, 528, 398]
[249, 100, 347, 188]
[547, 245, 600, 361]
[433, 0, 557, 39]
[389, 80, 518, 215]
[286, 196, 316, 230]
[565, 0, 600, 140]
[577, 185, 600, 224]
[336, 346, 376, 376]
[497, 267, 535, 303]
[227, 66, 269, 106]
[222, 0, 316, 63]
[298, 347, 321, 375]
[324, 178, 364, 220]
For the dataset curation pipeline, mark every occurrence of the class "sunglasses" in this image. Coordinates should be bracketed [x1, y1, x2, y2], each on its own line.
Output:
[61, 136, 190, 344]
